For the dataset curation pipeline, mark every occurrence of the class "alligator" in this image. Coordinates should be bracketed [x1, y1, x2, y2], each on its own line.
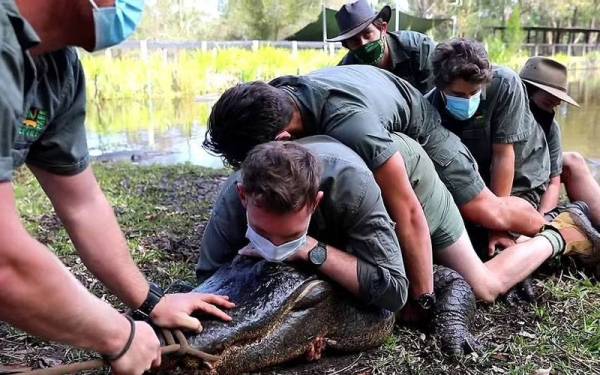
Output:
[160, 257, 478, 374]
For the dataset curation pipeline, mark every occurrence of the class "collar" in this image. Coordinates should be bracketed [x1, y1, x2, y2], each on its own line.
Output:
[269, 75, 328, 135]
[386, 31, 411, 67]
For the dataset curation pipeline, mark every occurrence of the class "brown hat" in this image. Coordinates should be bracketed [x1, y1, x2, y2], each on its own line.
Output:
[327, 0, 391, 42]
[520, 56, 579, 107]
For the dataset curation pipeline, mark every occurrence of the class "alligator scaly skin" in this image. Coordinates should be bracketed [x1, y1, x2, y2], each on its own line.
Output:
[430, 265, 481, 356]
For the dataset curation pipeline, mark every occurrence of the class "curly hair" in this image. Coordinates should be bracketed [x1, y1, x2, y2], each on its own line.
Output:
[203, 82, 294, 169]
[431, 38, 492, 90]
[241, 141, 323, 214]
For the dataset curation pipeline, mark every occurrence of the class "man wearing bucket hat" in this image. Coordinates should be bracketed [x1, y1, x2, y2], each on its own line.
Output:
[329, 0, 436, 94]
[521, 57, 600, 232]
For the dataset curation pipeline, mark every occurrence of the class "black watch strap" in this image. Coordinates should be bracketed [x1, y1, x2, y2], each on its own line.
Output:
[413, 292, 436, 311]
[132, 282, 164, 321]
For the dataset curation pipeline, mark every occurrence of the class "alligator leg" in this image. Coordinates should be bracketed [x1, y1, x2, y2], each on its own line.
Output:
[430, 265, 481, 357]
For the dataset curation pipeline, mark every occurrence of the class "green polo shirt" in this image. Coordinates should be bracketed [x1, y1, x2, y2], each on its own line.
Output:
[0, 2, 89, 181]
[197, 135, 408, 312]
[269, 65, 485, 206]
[339, 31, 436, 94]
[426, 66, 551, 195]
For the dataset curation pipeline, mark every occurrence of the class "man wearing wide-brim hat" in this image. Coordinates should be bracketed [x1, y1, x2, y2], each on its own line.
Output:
[521, 56, 600, 229]
[328, 0, 436, 94]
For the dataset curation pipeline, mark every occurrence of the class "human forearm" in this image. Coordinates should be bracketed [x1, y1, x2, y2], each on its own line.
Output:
[538, 176, 561, 214]
[460, 188, 544, 236]
[59, 192, 149, 309]
[392, 204, 433, 297]
[0, 234, 130, 355]
[374, 153, 433, 297]
[490, 143, 515, 196]
[32, 167, 149, 309]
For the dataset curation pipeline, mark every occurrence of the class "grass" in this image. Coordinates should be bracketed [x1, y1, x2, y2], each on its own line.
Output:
[2, 163, 600, 374]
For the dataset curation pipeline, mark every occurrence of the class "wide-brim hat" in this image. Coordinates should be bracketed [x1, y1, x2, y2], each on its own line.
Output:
[520, 56, 579, 107]
[327, 0, 391, 42]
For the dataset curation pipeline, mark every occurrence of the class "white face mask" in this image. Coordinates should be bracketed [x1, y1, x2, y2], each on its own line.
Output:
[245, 221, 307, 263]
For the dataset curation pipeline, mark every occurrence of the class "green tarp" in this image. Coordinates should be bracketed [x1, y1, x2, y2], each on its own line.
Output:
[286, 7, 449, 41]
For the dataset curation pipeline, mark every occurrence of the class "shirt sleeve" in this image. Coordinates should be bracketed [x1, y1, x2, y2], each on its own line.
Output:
[324, 108, 397, 171]
[339, 168, 408, 312]
[547, 121, 563, 178]
[26, 49, 89, 175]
[196, 174, 248, 282]
[0, 13, 26, 182]
[491, 72, 531, 144]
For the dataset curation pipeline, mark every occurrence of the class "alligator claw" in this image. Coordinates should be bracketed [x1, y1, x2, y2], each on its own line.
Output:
[430, 266, 480, 357]
[503, 277, 536, 306]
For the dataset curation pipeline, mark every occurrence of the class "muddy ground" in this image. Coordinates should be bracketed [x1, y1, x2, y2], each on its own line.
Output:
[0, 163, 598, 375]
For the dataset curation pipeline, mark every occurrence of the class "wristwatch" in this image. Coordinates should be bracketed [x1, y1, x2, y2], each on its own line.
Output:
[414, 292, 436, 311]
[308, 241, 328, 267]
[132, 282, 164, 321]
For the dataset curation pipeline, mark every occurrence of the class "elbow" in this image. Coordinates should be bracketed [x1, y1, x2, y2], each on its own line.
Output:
[371, 274, 409, 313]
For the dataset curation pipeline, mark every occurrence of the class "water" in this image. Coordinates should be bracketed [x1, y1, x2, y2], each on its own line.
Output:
[86, 71, 600, 170]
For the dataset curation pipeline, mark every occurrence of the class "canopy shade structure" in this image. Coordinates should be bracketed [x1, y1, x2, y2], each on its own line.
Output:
[286, 7, 450, 41]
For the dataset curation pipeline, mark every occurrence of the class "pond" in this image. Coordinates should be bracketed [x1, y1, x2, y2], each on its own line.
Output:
[86, 70, 600, 177]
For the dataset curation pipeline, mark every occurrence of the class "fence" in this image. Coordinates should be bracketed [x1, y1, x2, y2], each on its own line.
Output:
[521, 43, 600, 57]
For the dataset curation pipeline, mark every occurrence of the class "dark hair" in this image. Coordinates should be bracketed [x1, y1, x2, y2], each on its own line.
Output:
[203, 82, 294, 169]
[431, 38, 492, 90]
[240, 141, 323, 214]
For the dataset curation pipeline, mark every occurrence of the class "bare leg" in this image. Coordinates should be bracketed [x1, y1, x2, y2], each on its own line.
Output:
[460, 188, 545, 236]
[435, 231, 552, 303]
[562, 152, 600, 226]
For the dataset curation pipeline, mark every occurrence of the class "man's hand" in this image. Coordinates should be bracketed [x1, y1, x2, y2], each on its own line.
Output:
[488, 231, 516, 257]
[150, 293, 235, 332]
[110, 321, 161, 375]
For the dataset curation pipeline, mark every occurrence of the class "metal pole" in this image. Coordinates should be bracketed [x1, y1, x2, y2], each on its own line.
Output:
[322, 1, 327, 44]
[395, 0, 400, 31]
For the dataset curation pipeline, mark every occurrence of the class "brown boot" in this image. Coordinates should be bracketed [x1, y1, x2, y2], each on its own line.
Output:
[545, 202, 600, 264]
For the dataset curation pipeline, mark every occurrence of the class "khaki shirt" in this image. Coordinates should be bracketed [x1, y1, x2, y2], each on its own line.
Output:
[269, 65, 485, 206]
[197, 135, 408, 312]
[339, 31, 436, 94]
[426, 66, 551, 194]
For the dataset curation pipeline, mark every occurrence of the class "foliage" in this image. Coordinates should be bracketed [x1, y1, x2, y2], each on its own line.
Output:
[81, 47, 344, 100]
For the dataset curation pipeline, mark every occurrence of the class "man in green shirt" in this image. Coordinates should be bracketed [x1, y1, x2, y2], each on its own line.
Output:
[521, 56, 600, 227]
[426, 39, 551, 255]
[203, 65, 600, 312]
[329, 0, 435, 94]
[198, 136, 596, 312]
[0, 1, 233, 373]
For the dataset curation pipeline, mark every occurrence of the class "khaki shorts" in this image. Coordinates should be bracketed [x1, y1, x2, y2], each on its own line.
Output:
[392, 133, 465, 250]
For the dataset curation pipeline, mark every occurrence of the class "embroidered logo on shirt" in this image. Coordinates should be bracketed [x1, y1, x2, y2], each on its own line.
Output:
[20, 108, 48, 140]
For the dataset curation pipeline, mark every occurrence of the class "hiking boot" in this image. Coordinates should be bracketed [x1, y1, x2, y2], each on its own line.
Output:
[544, 201, 600, 264]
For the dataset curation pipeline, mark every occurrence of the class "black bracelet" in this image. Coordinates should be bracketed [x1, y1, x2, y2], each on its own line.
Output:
[103, 315, 136, 362]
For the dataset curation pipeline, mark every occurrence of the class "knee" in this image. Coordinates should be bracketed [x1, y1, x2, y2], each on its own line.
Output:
[563, 152, 586, 173]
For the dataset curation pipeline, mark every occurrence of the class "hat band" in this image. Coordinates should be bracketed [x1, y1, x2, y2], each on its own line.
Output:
[522, 76, 567, 92]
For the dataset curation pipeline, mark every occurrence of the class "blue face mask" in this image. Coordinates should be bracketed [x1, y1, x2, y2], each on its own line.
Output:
[245, 221, 307, 263]
[89, 0, 145, 51]
[444, 90, 481, 121]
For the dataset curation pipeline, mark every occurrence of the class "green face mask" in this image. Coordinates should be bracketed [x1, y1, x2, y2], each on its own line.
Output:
[352, 36, 385, 66]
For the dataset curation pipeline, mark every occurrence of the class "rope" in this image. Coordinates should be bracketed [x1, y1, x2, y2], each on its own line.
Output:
[17, 329, 219, 375]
